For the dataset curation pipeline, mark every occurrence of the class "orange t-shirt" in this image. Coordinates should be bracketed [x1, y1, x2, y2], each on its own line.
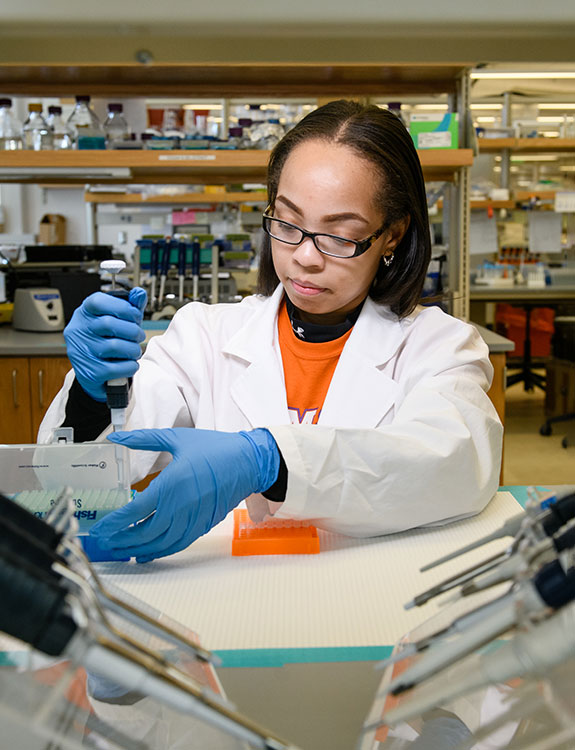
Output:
[278, 301, 353, 425]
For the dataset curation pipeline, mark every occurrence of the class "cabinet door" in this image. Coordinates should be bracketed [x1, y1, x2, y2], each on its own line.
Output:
[29, 357, 71, 439]
[0, 357, 32, 444]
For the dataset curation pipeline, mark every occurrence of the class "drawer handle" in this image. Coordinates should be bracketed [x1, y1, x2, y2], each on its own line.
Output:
[12, 369, 19, 408]
[38, 369, 44, 409]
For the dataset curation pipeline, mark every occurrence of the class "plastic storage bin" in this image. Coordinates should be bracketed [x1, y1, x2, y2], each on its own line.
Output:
[495, 304, 555, 358]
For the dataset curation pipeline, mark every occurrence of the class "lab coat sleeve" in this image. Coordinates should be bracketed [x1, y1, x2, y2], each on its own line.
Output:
[266, 323, 503, 537]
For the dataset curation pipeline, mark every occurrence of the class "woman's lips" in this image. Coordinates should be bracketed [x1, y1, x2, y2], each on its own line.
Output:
[290, 279, 326, 296]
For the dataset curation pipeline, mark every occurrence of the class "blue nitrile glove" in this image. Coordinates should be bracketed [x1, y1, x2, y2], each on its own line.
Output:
[63, 288, 147, 402]
[90, 427, 280, 562]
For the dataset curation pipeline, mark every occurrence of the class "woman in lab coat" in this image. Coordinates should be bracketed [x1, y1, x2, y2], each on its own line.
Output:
[40, 100, 502, 562]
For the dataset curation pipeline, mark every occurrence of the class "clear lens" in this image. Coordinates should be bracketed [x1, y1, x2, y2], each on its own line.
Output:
[265, 216, 358, 257]
[314, 235, 357, 257]
[267, 218, 303, 244]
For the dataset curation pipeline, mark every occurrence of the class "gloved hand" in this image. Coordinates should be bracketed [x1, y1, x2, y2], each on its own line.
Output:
[90, 427, 280, 562]
[63, 288, 147, 402]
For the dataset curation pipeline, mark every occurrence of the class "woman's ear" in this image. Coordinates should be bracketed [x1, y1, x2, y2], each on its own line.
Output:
[382, 215, 411, 256]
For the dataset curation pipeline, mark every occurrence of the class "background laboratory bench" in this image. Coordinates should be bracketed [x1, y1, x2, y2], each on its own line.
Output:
[0, 321, 513, 448]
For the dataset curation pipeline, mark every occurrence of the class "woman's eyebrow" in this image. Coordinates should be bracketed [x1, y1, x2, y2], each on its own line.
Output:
[276, 195, 369, 225]
[276, 195, 303, 215]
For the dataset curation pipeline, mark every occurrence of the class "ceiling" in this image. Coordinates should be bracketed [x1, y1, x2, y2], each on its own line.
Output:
[0, 2, 575, 66]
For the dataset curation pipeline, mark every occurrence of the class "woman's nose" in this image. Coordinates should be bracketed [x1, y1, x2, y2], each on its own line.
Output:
[292, 236, 325, 267]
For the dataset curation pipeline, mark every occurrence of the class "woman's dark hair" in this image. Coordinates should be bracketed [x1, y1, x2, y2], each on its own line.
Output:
[257, 99, 431, 318]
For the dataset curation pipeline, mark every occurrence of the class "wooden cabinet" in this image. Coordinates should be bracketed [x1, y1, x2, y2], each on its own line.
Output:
[0, 357, 32, 444]
[0, 356, 70, 444]
[545, 358, 575, 419]
[29, 357, 72, 438]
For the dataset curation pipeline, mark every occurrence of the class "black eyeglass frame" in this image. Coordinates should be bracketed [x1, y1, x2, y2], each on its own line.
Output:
[262, 209, 387, 259]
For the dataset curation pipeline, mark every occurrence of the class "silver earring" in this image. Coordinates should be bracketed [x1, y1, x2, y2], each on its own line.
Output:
[383, 254, 394, 267]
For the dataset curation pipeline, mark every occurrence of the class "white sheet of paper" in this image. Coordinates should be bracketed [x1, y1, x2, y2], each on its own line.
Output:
[96, 492, 522, 652]
[554, 191, 575, 213]
[529, 211, 563, 254]
[469, 213, 499, 256]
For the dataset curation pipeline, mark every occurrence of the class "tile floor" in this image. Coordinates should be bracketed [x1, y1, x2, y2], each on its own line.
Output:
[503, 374, 575, 487]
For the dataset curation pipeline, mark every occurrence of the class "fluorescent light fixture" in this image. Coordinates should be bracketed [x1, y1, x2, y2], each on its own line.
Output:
[538, 103, 575, 110]
[510, 155, 560, 162]
[540, 131, 561, 138]
[559, 165, 575, 171]
[182, 104, 223, 110]
[470, 104, 503, 110]
[471, 71, 575, 80]
[476, 116, 496, 123]
[536, 116, 568, 123]
[409, 104, 448, 111]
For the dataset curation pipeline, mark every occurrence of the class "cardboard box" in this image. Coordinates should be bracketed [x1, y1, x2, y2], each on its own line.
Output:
[410, 113, 459, 149]
[38, 214, 66, 245]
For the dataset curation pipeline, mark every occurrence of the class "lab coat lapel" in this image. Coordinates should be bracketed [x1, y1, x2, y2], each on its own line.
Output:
[320, 298, 405, 428]
[223, 286, 290, 428]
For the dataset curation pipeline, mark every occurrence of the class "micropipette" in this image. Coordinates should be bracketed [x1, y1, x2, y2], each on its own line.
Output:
[177, 239, 186, 302]
[0, 537, 300, 749]
[157, 238, 171, 308]
[421, 491, 575, 573]
[385, 559, 575, 697]
[191, 237, 201, 301]
[380, 600, 575, 727]
[100, 260, 130, 431]
[149, 239, 159, 310]
[420, 512, 526, 572]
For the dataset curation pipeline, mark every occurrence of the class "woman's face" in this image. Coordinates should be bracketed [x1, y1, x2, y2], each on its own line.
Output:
[271, 139, 404, 324]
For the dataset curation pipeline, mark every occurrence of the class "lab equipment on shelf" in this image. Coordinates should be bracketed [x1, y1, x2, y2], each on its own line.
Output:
[135, 236, 247, 311]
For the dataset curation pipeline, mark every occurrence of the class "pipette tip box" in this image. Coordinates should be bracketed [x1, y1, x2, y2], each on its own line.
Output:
[0, 440, 131, 562]
[232, 508, 320, 556]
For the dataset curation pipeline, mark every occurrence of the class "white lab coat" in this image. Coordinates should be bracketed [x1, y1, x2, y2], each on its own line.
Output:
[39, 284, 502, 538]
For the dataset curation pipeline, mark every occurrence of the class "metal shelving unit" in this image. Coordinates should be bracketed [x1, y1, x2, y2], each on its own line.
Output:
[0, 62, 474, 318]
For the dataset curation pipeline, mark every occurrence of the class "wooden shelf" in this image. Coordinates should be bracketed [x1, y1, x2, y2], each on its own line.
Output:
[84, 190, 268, 204]
[470, 200, 515, 210]
[514, 190, 557, 201]
[0, 150, 270, 185]
[478, 138, 575, 153]
[0, 148, 473, 185]
[0, 63, 470, 97]
[437, 198, 516, 211]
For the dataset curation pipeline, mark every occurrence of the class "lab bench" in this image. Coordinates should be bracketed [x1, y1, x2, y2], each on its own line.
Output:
[0, 323, 513, 447]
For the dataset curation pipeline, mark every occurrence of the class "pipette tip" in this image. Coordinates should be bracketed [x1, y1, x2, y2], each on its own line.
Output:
[374, 643, 417, 671]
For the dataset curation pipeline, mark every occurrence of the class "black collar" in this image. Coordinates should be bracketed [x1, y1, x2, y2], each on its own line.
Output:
[285, 296, 364, 343]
